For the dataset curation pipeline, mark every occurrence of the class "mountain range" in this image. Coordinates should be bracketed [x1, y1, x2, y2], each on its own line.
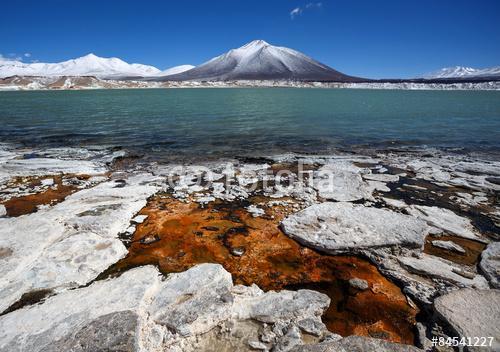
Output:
[422, 66, 500, 79]
[1, 40, 499, 81]
[0, 54, 193, 79]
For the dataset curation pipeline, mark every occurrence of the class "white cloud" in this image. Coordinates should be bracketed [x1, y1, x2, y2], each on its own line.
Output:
[290, 7, 302, 19]
[24, 53, 31, 58]
[306, 2, 322, 9]
[290, 3, 322, 19]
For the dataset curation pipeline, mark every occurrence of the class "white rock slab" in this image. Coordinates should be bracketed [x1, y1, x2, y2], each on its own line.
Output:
[406, 205, 485, 242]
[281, 202, 429, 254]
[0, 157, 106, 178]
[232, 285, 329, 324]
[363, 173, 400, 183]
[148, 263, 233, 337]
[131, 214, 148, 224]
[0, 264, 330, 352]
[0, 265, 162, 352]
[294, 335, 421, 352]
[0, 173, 160, 313]
[398, 254, 488, 288]
[434, 289, 500, 352]
[313, 162, 373, 202]
[431, 240, 466, 254]
[480, 242, 500, 288]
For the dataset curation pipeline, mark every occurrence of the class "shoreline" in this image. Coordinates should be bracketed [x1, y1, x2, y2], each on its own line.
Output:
[1, 76, 500, 91]
[0, 143, 499, 350]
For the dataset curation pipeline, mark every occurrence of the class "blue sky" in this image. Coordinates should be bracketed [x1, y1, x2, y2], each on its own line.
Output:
[1, 0, 499, 78]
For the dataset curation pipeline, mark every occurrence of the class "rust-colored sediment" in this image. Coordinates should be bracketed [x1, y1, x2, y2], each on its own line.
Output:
[424, 234, 486, 266]
[1, 175, 89, 217]
[110, 195, 417, 344]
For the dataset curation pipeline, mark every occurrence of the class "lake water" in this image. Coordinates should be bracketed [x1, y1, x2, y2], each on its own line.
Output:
[1, 88, 499, 161]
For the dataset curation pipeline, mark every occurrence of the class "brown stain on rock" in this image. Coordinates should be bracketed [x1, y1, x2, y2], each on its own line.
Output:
[110, 195, 417, 344]
[1, 175, 89, 217]
[424, 234, 486, 266]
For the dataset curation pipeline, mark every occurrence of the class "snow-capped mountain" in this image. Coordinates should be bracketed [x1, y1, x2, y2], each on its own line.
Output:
[0, 54, 162, 78]
[158, 64, 195, 76]
[422, 66, 500, 79]
[158, 40, 359, 82]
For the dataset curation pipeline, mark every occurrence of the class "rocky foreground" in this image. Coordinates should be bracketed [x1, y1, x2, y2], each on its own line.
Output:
[1, 75, 500, 91]
[0, 144, 499, 351]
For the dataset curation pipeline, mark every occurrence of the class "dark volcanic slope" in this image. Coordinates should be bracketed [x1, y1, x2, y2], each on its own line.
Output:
[156, 40, 361, 82]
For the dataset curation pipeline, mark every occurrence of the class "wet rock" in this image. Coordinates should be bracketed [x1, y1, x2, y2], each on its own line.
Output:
[434, 289, 500, 352]
[348, 278, 369, 291]
[131, 214, 147, 224]
[291, 335, 421, 351]
[202, 226, 220, 231]
[431, 240, 466, 254]
[406, 205, 485, 242]
[230, 246, 246, 256]
[281, 202, 429, 254]
[125, 225, 136, 235]
[139, 234, 160, 245]
[480, 242, 500, 288]
[398, 254, 489, 288]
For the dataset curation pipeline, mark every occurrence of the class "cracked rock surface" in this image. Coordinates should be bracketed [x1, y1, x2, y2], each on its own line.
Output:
[0, 264, 330, 352]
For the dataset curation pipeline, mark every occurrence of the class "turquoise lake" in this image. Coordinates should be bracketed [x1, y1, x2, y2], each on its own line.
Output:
[1, 88, 499, 161]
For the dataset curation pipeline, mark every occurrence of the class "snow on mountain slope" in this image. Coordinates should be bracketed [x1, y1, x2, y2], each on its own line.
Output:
[422, 66, 500, 78]
[158, 40, 359, 82]
[158, 64, 195, 76]
[0, 54, 162, 78]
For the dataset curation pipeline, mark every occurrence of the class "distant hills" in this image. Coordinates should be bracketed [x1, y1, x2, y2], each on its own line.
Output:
[1, 41, 499, 82]
[0, 53, 162, 78]
[159, 65, 195, 76]
[0, 54, 194, 79]
[422, 66, 500, 79]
